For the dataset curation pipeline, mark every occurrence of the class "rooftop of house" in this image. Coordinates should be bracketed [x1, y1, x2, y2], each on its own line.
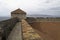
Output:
[11, 8, 26, 14]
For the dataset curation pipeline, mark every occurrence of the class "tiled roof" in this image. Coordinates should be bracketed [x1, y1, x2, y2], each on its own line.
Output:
[11, 8, 26, 14]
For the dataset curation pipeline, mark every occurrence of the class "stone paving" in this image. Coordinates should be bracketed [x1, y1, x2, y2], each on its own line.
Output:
[22, 20, 42, 40]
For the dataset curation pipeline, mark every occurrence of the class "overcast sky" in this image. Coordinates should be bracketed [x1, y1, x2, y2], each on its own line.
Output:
[0, 0, 60, 17]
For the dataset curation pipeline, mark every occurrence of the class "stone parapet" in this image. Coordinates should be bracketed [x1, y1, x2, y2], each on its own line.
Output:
[0, 17, 19, 40]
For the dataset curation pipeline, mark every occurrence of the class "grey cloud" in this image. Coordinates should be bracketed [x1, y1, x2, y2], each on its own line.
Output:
[40, 7, 60, 16]
[49, 7, 60, 10]
[0, 8, 10, 17]
[0, 0, 60, 17]
[28, 6, 60, 17]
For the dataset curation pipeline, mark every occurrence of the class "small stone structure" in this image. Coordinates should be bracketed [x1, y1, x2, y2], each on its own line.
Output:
[11, 8, 26, 20]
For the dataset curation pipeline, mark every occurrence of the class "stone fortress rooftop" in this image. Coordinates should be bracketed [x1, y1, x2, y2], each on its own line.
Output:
[11, 8, 26, 14]
[0, 8, 60, 40]
[10, 8, 60, 40]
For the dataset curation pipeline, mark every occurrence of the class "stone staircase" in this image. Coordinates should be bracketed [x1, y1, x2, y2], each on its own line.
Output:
[22, 19, 42, 40]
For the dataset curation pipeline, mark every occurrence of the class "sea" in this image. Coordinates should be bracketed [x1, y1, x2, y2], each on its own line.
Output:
[0, 17, 10, 21]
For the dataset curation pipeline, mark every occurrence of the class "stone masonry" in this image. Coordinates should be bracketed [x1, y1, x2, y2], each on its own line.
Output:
[22, 19, 42, 40]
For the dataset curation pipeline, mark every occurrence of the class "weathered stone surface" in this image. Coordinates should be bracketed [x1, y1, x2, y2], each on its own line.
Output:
[22, 19, 42, 40]
[7, 22, 22, 40]
[0, 17, 19, 40]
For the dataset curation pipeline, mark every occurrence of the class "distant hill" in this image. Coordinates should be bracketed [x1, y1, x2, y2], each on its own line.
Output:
[0, 17, 10, 21]
[27, 14, 58, 18]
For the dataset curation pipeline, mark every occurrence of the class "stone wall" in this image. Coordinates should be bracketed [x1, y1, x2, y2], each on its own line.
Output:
[36, 17, 60, 22]
[0, 17, 19, 40]
[26, 17, 60, 22]
[7, 22, 22, 40]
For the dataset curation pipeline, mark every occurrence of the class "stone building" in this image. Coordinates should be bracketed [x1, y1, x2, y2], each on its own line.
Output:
[11, 8, 26, 20]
